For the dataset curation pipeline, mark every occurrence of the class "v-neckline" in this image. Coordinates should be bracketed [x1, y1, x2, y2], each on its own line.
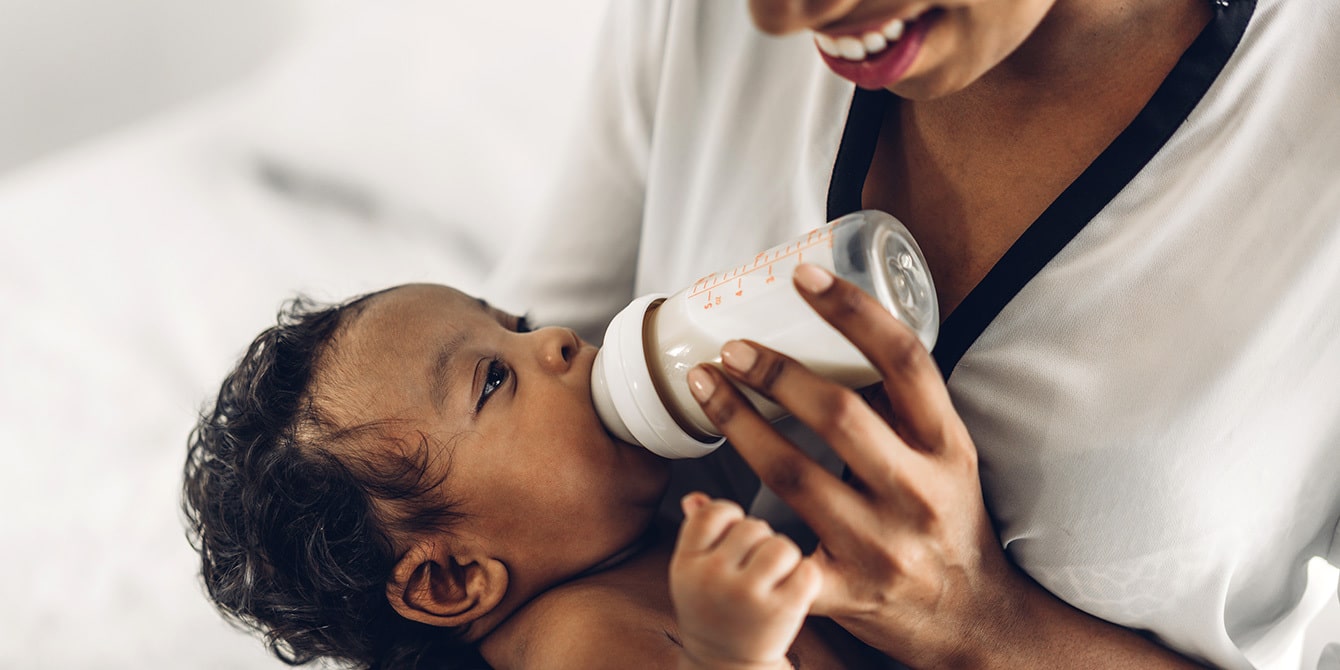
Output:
[825, 0, 1255, 379]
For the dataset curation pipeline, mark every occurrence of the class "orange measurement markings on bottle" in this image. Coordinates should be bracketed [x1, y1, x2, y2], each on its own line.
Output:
[688, 227, 834, 299]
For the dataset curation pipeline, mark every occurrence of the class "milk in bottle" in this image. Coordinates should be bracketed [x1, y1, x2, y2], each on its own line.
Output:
[590, 210, 938, 459]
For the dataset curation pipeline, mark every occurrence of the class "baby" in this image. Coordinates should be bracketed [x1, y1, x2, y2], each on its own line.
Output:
[183, 283, 873, 669]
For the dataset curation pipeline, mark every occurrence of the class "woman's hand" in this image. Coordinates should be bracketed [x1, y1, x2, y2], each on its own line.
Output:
[683, 264, 1210, 669]
[683, 263, 1028, 668]
[669, 493, 821, 670]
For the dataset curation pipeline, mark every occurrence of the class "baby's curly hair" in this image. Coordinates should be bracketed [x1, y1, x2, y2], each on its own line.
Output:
[182, 293, 486, 669]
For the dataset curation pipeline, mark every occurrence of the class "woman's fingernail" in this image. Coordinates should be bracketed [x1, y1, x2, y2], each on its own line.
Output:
[720, 340, 757, 373]
[794, 263, 835, 294]
[687, 367, 716, 402]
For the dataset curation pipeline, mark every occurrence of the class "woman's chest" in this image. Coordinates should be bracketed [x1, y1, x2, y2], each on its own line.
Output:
[939, 193, 1340, 633]
[859, 104, 1127, 317]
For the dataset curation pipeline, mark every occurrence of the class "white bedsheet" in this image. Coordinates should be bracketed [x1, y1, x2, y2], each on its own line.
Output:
[2, 1, 1334, 667]
[0, 1, 605, 666]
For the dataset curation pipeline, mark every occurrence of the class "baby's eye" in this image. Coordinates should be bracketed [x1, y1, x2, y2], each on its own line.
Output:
[476, 358, 510, 412]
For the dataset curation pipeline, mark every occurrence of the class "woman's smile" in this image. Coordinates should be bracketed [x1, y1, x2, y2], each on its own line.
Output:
[750, 0, 1064, 99]
[813, 8, 944, 89]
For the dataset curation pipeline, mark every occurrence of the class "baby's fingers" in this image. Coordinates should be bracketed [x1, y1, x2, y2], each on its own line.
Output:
[674, 494, 745, 555]
[777, 556, 824, 607]
[717, 517, 778, 566]
[741, 533, 804, 586]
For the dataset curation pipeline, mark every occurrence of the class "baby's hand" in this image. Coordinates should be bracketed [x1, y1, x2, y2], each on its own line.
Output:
[669, 493, 822, 670]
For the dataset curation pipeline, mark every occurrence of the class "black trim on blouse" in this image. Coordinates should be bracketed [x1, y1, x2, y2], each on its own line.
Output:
[825, 0, 1256, 379]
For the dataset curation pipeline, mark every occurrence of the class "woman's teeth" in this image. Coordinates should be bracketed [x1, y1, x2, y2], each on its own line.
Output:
[814, 17, 908, 62]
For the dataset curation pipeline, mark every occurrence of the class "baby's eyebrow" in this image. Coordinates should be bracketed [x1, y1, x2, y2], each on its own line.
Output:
[475, 297, 522, 330]
[428, 330, 469, 410]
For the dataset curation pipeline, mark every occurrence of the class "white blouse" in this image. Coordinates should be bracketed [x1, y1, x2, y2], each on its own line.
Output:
[486, 0, 1340, 666]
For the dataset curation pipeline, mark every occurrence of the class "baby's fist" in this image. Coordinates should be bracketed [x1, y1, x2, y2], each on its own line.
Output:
[670, 493, 822, 669]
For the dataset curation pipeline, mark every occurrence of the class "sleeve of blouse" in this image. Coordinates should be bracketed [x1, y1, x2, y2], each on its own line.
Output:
[1331, 510, 1340, 591]
[1322, 514, 1340, 670]
[1332, 517, 1339, 575]
[483, 0, 672, 343]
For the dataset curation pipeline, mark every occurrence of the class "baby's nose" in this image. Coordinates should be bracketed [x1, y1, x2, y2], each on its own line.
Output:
[535, 326, 579, 373]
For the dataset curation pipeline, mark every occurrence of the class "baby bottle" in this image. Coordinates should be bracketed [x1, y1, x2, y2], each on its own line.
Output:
[590, 210, 939, 459]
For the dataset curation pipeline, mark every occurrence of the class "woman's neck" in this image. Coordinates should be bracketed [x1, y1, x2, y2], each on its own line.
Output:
[980, 0, 1213, 109]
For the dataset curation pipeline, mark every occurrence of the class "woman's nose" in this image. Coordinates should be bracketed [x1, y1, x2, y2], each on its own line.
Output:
[533, 326, 579, 374]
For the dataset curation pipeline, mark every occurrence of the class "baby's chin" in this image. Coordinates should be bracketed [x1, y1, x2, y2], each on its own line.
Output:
[583, 508, 668, 577]
[627, 444, 674, 509]
[613, 462, 673, 547]
[598, 423, 674, 499]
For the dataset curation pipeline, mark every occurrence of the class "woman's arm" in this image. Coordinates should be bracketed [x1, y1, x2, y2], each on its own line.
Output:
[483, 1, 673, 342]
[683, 263, 1207, 669]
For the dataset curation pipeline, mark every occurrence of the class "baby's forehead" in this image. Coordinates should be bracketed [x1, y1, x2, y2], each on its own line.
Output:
[356, 283, 520, 333]
[338, 285, 479, 339]
[306, 285, 478, 426]
[319, 283, 518, 388]
[361, 283, 473, 316]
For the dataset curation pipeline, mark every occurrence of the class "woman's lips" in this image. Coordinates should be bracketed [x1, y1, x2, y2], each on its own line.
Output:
[815, 10, 940, 90]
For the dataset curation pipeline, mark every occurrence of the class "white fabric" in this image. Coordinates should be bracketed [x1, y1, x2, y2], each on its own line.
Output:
[232, 0, 609, 269]
[0, 91, 452, 670]
[0, 1, 607, 667]
[486, 1, 1340, 667]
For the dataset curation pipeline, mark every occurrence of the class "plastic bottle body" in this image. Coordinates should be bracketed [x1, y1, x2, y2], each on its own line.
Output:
[591, 210, 938, 459]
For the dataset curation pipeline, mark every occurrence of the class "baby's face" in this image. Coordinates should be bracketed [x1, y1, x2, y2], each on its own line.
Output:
[313, 284, 670, 583]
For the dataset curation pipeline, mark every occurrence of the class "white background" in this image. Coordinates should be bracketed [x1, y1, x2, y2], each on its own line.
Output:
[0, 0, 607, 666]
[0, 0, 1333, 667]
[0, 0, 310, 176]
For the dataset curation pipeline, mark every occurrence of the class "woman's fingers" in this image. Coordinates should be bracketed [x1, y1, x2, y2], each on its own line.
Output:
[718, 339, 910, 496]
[688, 364, 867, 536]
[674, 264, 1014, 664]
[793, 263, 965, 456]
[798, 546, 847, 618]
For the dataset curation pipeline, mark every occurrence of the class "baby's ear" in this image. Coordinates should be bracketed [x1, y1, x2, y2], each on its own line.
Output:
[387, 540, 508, 631]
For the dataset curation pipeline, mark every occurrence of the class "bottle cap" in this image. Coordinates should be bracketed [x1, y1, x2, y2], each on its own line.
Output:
[592, 294, 725, 459]
[859, 210, 939, 351]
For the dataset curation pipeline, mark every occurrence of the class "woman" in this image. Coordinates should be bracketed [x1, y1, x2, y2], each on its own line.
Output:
[487, 0, 1340, 667]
